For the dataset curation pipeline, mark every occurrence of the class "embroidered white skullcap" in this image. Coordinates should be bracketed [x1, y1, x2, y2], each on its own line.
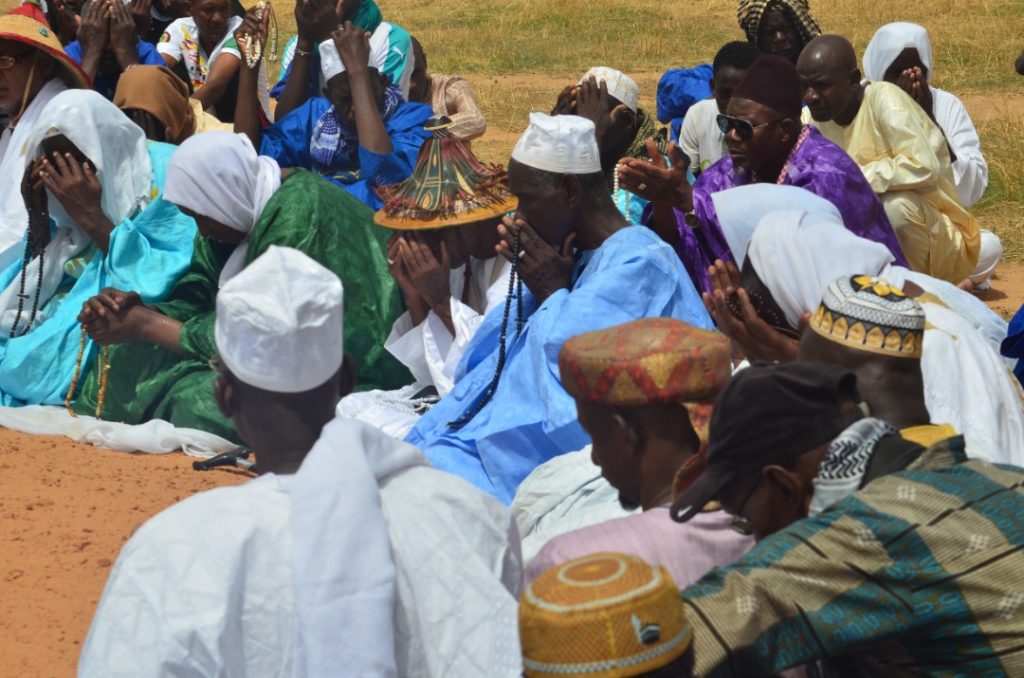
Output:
[215, 245, 344, 393]
[511, 113, 602, 175]
[319, 33, 385, 82]
[580, 66, 639, 113]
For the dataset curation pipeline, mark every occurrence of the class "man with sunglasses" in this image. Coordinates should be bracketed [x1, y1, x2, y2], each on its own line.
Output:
[670, 361, 1024, 676]
[619, 54, 905, 296]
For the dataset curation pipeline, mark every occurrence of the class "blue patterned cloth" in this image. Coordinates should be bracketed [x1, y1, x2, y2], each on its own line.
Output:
[309, 85, 403, 168]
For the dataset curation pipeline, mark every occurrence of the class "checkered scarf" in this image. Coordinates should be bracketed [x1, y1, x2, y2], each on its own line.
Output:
[737, 0, 822, 45]
[309, 85, 404, 169]
[808, 417, 897, 516]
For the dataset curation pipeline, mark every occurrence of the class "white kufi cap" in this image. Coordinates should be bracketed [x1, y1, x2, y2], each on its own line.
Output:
[215, 246, 344, 393]
[319, 32, 387, 82]
[511, 112, 602, 175]
[580, 66, 639, 113]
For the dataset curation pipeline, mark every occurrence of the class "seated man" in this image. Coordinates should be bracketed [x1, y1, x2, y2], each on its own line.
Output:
[863, 22, 988, 208]
[671, 362, 1024, 676]
[700, 195, 1024, 467]
[73, 131, 410, 440]
[272, 0, 413, 112]
[552, 66, 661, 225]
[737, 0, 820, 65]
[0, 90, 196, 406]
[113, 64, 231, 144]
[0, 2, 90, 267]
[620, 54, 906, 295]
[798, 35, 982, 285]
[236, 21, 431, 210]
[407, 36, 486, 141]
[525, 318, 753, 585]
[79, 246, 522, 677]
[64, 0, 164, 100]
[405, 113, 713, 504]
[520, 553, 695, 677]
[798, 275, 957, 448]
[156, 0, 269, 122]
[678, 41, 760, 177]
[337, 119, 515, 437]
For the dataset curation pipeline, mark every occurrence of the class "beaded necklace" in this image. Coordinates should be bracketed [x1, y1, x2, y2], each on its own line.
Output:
[775, 125, 811, 185]
[10, 192, 51, 338]
[448, 227, 524, 429]
[612, 164, 631, 218]
[65, 325, 110, 419]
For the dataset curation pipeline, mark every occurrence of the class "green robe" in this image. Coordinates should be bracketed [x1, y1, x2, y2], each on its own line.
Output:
[74, 170, 410, 441]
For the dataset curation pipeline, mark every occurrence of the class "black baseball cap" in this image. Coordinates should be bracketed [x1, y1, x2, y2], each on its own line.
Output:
[671, 362, 865, 523]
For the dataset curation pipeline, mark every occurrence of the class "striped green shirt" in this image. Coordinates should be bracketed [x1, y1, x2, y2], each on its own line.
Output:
[684, 436, 1024, 676]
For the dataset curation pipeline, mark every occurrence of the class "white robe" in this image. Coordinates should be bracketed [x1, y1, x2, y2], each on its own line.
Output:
[932, 87, 988, 208]
[0, 78, 68, 272]
[337, 257, 511, 438]
[78, 418, 523, 678]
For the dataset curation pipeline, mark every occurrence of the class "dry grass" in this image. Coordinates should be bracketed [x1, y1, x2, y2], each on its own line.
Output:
[3, 0, 1022, 260]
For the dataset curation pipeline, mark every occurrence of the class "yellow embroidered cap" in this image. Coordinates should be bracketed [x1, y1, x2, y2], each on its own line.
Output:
[809, 275, 925, 359]
[520, 553, 692, 678]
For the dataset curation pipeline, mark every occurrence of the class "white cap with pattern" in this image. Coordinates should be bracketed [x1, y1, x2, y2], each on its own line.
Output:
[319, 33, 385, 82]
[580, 66, 639, 113]
[215, 245, 344, 393]
[511, 112, 602, 175]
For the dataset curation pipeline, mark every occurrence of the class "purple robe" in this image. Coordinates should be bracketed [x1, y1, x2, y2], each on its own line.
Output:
[657, 125, 908, 294]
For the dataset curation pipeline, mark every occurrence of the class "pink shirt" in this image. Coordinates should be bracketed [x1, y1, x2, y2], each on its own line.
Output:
[525, 507, 754, 587]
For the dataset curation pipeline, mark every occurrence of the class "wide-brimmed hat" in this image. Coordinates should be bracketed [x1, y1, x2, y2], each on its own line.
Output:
[0, 4, 91, 90]
[374, 116, 518, 231]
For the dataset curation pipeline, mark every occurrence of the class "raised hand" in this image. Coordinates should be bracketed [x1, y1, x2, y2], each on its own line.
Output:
[38, 151, 115, 252]
[574, 76, 630, 145]
[234, 3, 272, 70]
[128, 0, 152, 39]
[79, 288, 145, 346]
[550, 84, 577, 116]
[108, 0, 142, 68]
[497, 215, 576, 303]
[400, 233, 452, 312]
[616, 139, 692, 210]
[332, 21, 371, 75]
[294, 0, 337, 46]
[77, 0, 110, 75]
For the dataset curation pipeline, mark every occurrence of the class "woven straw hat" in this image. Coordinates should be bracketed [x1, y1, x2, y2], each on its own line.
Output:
[0, 4, 91, 90]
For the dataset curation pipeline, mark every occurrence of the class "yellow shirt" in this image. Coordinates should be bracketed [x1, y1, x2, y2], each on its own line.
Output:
[807, 82, 979, 283]
[901, 423, 958, 448]
[188, 99, 234, 135]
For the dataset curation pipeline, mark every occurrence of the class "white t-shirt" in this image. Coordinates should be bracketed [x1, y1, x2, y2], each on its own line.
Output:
[679, 98, 727, 175]
[157, 16, 243, 92]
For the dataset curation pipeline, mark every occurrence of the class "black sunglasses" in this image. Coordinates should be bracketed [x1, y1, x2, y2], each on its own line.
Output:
[716, 114, 784, 141]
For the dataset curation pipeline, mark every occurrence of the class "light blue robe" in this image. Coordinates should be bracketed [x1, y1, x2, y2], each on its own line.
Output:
[405, 225, 715, 504]
[0, 142, 197, 406]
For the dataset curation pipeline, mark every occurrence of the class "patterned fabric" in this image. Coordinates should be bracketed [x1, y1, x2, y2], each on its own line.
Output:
[429, 74, 487, 141]
[808, 417, 898, 516]
[310, 85, 404, 169]
[683, 435, 1024, 676]
[375, 122, 517, 229]
[558, 317, 729, 407]
[736, 0, 821, 45]
[520, 553, 693, 678]
[810, 275, 926, 359]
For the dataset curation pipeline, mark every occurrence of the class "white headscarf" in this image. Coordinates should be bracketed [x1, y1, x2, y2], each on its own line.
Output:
[0, 90, 154, 333]
[163, 132, 281, 285]
[862, 22, 934, 82]
[749, 207, 1024, 467]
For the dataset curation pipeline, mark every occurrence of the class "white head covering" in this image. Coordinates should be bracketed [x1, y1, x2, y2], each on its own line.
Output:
[862, 22, 934, 82]
[579, 67, 639, 113]
[214, 245, 344, 393]
[712, 184, 842, 268]
[746, 208, 895, 327]
[511, 112, 602, 174]
[319, 34, 385, 82]
[164, 132, 281, 285]
[0, 90, 154, 332]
